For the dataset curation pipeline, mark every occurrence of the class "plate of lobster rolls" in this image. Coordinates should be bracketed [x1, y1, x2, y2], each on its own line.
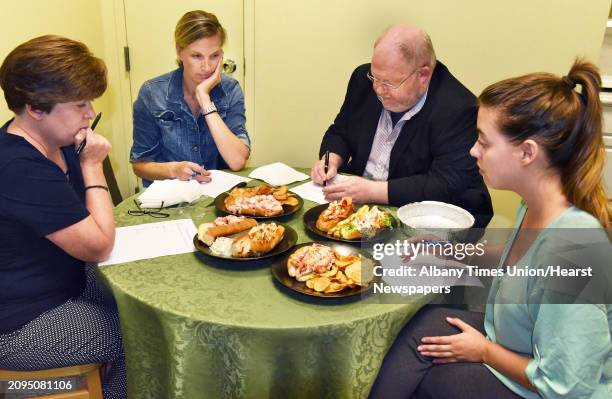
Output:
[271, 242, 378, 298]
[215, 184, 303, 219]
[194, 215, 297, 260]
[303, 197, 397, 243]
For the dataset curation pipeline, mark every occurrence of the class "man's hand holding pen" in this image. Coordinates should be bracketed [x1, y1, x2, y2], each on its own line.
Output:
[310, 151, 341, 186]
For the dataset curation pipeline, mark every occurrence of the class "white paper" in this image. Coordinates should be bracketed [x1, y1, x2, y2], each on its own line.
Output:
[138, 171, 250, 208]
[99, 219, 197, 266]
[198, 169, 251, 197]
[138, 179, 202, 208]
[248, 162, 309, 186]
[289, 175, 348, 204]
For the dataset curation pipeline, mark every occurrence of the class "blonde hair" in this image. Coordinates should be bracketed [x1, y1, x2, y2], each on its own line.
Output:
[175, 10, 225, 66]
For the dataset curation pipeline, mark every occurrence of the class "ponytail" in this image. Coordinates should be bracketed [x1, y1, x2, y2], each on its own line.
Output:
[562, 61, 610, 228]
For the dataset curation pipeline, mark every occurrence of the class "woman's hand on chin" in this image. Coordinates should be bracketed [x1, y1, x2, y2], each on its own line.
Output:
[195, 53, 224, 103]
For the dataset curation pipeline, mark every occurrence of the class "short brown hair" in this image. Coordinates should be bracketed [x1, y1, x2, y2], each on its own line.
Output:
[175, 10, 226, 66]
[0, 35, 107, 113]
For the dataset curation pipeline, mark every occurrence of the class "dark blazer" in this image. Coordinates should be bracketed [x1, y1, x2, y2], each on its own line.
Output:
[320, 61, 493, 228]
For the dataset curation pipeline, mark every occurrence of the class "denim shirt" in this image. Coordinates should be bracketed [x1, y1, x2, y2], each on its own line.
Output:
[130, 67, 250, 186]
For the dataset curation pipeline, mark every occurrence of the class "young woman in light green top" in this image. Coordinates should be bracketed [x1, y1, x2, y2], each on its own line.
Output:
[371, 60, 611, 398]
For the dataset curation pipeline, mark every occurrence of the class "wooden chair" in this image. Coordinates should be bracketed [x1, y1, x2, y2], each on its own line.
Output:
[0, 363, 102, 399]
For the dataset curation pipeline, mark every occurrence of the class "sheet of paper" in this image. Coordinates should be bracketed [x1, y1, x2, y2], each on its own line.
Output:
[289, 175, 348, 204]
[99, 219, 198, 266]
[139, 179, 203, 208]
[248, 162, 309, 186]
[198, 169, 251, 198]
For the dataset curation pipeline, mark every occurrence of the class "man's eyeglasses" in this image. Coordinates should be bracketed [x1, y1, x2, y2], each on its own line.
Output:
[128, 200, 170, 218]
[367, 67, 421, 90]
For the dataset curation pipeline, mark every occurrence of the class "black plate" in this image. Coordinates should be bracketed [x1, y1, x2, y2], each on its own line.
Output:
[303, 203, 397, 243]
[270, 242, 379, 298]
[193, 223, 298, 261]
[214, 191, 304, 220]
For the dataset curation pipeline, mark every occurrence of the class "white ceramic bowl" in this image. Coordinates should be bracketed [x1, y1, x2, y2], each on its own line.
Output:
[396, 201, 475, 240]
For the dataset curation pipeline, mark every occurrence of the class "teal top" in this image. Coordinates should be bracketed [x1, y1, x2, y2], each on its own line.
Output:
[484, 204, 612, 398]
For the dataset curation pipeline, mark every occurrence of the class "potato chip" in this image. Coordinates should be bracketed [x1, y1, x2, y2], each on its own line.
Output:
[346, 261, 374, 286]
[281, 197, 299, 206]
[258, 185, 274, 195]
[274, 186, 288, 195]
[324, 282, 346, 293]
[313, 277, 331, 292]
[306, 279, 315, 289]
[321, 266, 338, 277]
[334, 257, 359, 268]
[345, 261, 362, 283]
[335, 270, 348, 284]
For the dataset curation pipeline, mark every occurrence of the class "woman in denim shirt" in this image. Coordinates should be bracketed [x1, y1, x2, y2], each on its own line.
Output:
[130, 10, 250, 186]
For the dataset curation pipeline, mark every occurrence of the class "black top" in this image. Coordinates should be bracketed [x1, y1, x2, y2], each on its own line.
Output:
[320, 61, 493, 228]
[0, 120, 89, 333]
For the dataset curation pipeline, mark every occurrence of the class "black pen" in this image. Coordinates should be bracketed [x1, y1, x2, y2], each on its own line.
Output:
[323, 150, 330, 187]
[76, 112, 102, 156]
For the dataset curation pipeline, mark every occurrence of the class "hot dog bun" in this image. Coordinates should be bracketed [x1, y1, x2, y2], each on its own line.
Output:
[315, 197, 354, 232]
[198, 216, 257, 246]
[231, 223, 285, 257]
[287, 246, 313, 280]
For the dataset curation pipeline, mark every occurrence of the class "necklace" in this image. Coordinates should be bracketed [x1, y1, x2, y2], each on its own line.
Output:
[11, 121, 68, 176]
[10, 121, 51, 157]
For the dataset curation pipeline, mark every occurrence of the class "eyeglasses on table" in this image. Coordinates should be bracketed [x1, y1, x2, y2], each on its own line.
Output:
[127, 199, 170, 218]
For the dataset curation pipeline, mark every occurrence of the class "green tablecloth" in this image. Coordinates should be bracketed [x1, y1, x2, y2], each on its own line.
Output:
[98, 169, 428, 399]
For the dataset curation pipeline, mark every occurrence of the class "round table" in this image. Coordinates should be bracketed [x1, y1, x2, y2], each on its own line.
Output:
[98, 169, 428, 399]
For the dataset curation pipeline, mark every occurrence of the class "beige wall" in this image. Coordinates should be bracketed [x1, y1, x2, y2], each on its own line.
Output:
[1, 0, 610, 225]
[250, 0, 610, 226]
[0, 0, 134, 199]
[0, 0, 106, 123]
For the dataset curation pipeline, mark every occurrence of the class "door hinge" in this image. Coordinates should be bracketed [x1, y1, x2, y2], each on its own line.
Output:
[124, 46, 131, 72]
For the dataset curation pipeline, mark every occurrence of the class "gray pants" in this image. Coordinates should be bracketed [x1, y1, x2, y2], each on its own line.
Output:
[0, 266, 126, 399]
[370, 305, 523, 399]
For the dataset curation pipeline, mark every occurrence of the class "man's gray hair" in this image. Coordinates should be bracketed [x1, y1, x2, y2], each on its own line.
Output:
[400, 31, 436, 68]
[375, 26, 437, 68]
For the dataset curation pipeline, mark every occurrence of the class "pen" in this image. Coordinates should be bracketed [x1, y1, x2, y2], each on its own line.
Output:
[76, 112, 102, 156]
[323, 150, 330, 187]
[191, 165, 205, 178]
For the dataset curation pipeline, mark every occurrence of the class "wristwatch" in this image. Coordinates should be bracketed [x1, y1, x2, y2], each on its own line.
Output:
[203, 101, 217, 116]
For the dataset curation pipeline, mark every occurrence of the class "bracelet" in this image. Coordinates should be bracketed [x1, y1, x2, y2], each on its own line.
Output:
[203, 110, 218, 116]
[85, 185, 109, 192]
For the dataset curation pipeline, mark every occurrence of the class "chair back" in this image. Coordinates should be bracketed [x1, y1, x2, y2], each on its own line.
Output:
[103, 156, 123, 205]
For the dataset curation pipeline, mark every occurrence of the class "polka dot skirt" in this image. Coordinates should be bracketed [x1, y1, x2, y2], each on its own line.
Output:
[0, 266, 126, 399]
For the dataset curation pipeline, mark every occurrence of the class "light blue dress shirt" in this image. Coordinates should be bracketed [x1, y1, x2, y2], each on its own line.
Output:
[484, 204, 611, 398]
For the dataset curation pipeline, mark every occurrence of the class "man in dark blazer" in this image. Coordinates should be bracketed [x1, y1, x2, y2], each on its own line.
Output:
[311, 24, 493, 228]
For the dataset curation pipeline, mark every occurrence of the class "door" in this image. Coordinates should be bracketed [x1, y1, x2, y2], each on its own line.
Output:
[123, 0, 244, 105]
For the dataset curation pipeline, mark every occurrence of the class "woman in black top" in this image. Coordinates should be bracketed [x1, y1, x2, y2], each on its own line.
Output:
[0, 35, 125, 399]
